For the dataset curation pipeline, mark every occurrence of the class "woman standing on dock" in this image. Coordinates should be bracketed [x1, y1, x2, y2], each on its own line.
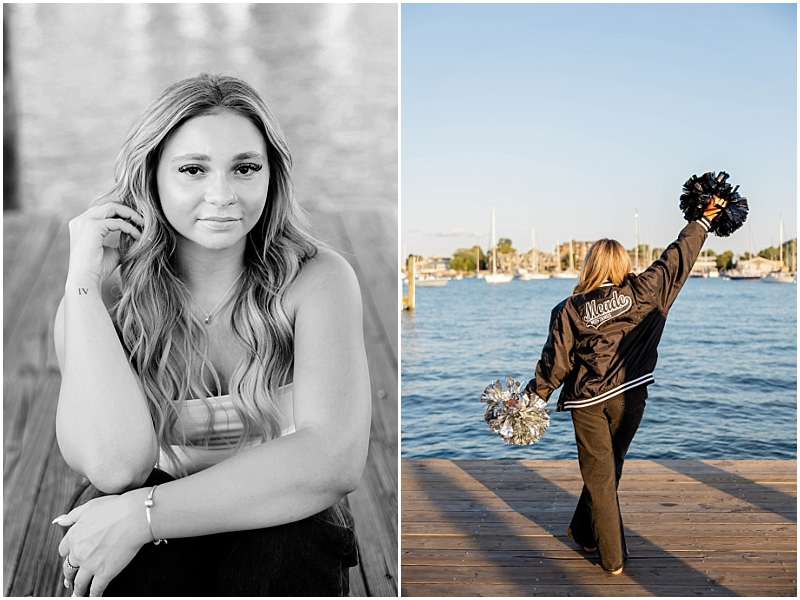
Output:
[53, 74, 371, 596]
[525, 199, 726, 575]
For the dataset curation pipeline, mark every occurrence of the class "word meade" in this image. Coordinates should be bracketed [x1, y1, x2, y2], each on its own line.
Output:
[582, 290, 632, 329]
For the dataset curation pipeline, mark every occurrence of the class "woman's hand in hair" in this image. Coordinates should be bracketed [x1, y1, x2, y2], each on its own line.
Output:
[702, 196, 727, 223]
[67, 202, 144, 288]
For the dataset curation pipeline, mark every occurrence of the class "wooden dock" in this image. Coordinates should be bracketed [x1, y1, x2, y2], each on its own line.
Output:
[402, 459, 796, 597]
[3, 208, 397, 597]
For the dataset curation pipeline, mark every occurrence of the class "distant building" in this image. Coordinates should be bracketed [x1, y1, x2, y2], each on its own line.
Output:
[557, 241, 595, 268]
[492, 248, 559, 273]
[417, 256, 450, 275]
[735, 256, 780, 274]
[690, 255, 718, 277]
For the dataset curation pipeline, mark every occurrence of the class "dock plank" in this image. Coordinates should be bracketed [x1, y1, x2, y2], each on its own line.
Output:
[402, 583, 799, 597]
[402, 459, 797, 597]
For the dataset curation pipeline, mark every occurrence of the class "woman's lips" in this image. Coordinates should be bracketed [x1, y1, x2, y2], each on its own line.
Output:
[199, 217, 241, 230]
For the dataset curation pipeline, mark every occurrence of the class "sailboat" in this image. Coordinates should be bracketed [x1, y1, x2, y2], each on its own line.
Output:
[552, 237, 578, 279]
[728, 224, 761, 280]
[485, 206, 513, 284]
[519, 228, 550, 280]
[762, 215, 796, 283]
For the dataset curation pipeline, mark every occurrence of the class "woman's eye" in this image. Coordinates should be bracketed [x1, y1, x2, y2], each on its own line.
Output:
[235, 163, 263, 176]
[178, 165, 204, 176]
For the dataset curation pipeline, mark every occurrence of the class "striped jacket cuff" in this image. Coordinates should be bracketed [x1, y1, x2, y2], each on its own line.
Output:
[697, 217, 711, 232]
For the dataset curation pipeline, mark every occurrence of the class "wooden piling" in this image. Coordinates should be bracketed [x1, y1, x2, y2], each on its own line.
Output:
[403, 255, 415, 311]
[3, 4, 19, 211]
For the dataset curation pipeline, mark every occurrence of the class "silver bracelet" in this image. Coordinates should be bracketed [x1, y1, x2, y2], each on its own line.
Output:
[145, 485, 168, 545]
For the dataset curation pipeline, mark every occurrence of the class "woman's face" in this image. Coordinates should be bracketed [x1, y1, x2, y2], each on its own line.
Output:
[156, 110, 270, 255]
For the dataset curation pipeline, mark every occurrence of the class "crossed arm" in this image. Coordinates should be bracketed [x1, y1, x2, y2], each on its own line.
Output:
[53, 249, 371, 596]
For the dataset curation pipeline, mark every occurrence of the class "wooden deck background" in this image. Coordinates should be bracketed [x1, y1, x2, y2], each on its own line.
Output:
[402, 459, 796, 597]
[3, 208, 398, 596]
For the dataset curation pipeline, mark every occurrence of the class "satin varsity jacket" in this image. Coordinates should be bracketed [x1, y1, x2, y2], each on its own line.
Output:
[529, 217, 712, 411]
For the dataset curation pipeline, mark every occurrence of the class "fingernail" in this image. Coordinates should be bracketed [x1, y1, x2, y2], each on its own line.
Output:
[52, 515, 67, 524]
[64, 578, 70, 588]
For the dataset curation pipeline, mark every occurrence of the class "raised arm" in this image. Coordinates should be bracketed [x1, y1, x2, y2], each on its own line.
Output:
[633, 199, 722, 312]
[55, 204, 157, 493]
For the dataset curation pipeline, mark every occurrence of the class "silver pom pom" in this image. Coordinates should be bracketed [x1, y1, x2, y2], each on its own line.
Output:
[481, 376, 550, 446]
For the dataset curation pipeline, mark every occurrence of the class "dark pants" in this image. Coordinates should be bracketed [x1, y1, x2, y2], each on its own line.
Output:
[566, 386, 646, 572]
[67, 469, 358, 596]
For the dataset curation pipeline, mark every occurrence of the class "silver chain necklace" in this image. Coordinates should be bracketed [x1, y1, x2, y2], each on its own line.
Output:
[185, 271, 244, 325]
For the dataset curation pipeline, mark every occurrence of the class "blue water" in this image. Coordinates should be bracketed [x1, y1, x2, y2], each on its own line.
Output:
[402, 277, 797, 460]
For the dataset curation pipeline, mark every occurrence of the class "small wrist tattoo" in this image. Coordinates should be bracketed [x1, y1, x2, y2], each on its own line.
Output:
[78, 288, 89, 295]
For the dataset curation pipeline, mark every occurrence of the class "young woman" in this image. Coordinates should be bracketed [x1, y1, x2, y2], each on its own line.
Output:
[53, 73, 371, 596]
[525, 199, 725, 575]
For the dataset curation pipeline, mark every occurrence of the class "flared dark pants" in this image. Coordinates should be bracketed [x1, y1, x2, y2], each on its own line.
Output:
[66, 469, 358, 596]
[566, 385, 647, 572]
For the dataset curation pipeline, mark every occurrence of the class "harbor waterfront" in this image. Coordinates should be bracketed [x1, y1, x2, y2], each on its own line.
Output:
[401, 276, 796, 461]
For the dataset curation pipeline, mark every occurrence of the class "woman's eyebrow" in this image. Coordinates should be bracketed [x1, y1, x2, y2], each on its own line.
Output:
[169, 152, 264, 163]
[232, 151, 264, 161]
[170, 153, 211, 163]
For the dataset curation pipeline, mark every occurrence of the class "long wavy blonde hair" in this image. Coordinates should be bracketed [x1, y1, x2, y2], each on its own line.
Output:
[573, 239, 631, 295]
[94, 73, 318, 475]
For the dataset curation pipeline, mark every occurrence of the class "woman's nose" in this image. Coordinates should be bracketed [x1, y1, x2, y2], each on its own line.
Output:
[204, 174, 237, 207]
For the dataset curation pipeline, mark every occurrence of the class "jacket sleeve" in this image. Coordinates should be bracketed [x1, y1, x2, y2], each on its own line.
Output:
[633, 218, 710, 312]
[530, 299, 575, 402]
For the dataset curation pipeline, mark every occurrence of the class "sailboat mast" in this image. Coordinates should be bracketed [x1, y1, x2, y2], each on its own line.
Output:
[532, 228, 537, 273]
[492, 206, 497, 276]
[634, 208, 639, 272]
[779, 215, 784, 269]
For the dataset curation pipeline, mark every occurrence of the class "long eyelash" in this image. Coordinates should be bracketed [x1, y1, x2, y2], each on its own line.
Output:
[178, 165, 204, 174]
[238, 163, 263, 173]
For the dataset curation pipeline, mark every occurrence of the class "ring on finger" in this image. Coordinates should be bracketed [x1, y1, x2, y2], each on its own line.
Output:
[66, 555, 79, 570]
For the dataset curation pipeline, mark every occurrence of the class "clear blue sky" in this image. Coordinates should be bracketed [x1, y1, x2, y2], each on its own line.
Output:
[402, 3, 796, 259]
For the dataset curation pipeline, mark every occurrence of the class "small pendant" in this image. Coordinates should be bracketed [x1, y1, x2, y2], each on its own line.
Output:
[204, 314, 211, 324]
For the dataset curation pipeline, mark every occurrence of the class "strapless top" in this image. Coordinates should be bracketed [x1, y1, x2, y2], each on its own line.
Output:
[157, 384, 295, 477]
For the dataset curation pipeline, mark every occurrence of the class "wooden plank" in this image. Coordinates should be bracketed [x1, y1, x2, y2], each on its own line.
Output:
[401, 500, 795, 515]
[337, 207, 397, 362]
[2, 212, 27, 278]
[3, 213, 62, 349]
[402, 550, 798, 564]
[403, 489, 796, 501]
[409, 472, 796, 483]
[401, 583, 799, 597]
[313, 207, 398, 368]
[403, 459, 798, 474]
[403, 474, 799, 486]
[9, 430, 82, 597]
[401, 535, 796, 552]
[403, 509, 796, 525]
[402, 479, 797, 490]
[400, 564, 796, 586]
[4, 375, 62, 596]
[402, 521, 796, 536]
